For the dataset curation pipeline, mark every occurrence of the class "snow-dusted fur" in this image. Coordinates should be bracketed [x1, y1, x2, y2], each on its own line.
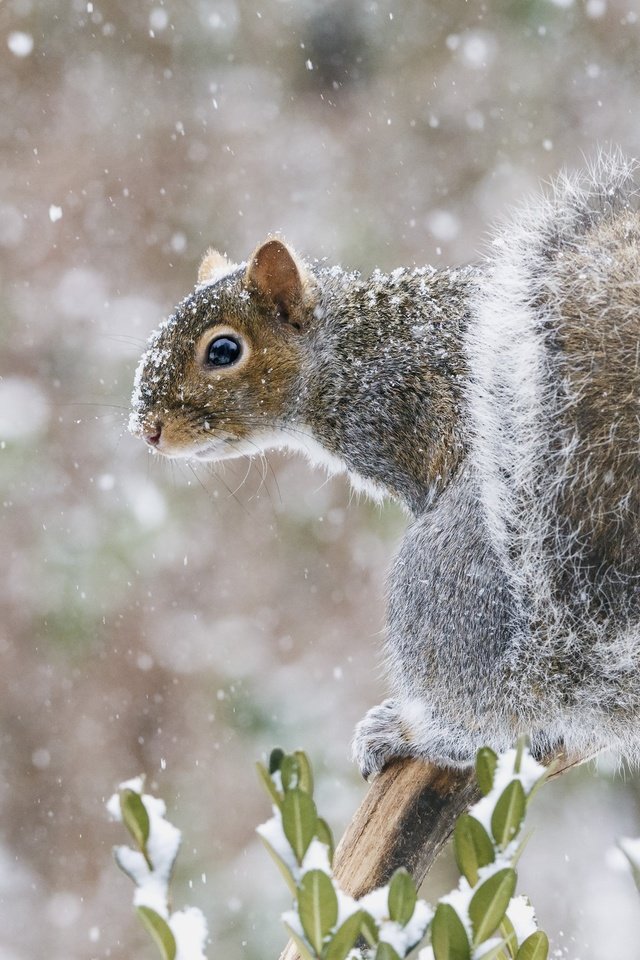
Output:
[130, 154, 640, 773]
[465, 152, 640, 762]
[469, 151, 640, 577]
[356, 152, 640, 774]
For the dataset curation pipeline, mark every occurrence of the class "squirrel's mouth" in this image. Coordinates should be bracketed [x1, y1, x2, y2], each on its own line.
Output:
[145, 425, 296, 462]
[138, 431, 244, 462]
[148, 434, 246, 462]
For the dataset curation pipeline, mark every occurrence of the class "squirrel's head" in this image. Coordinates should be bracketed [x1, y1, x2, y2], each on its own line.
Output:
[129, 238, 320, 461]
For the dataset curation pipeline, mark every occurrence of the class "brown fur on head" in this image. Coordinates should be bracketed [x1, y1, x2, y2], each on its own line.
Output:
[129, 238, 319, 461]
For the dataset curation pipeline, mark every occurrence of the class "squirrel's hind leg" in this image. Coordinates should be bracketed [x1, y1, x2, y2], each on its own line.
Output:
[352, 471, 516, 779]
[352, 697, 484, 778]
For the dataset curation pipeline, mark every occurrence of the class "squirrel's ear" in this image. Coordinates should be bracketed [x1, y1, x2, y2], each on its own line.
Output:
[197, 249, 233, 284]
[245, 238, 313, 323]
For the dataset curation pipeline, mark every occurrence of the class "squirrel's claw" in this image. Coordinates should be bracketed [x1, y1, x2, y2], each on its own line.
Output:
[353, 698, 482, 777]
[351, 698, 412, 780]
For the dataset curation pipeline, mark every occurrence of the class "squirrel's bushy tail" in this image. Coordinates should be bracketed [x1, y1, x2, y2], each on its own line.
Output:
[466, 151, 640, 749]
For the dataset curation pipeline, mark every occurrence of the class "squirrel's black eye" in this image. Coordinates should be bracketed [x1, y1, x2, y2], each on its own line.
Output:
[206, 336, 242, 367]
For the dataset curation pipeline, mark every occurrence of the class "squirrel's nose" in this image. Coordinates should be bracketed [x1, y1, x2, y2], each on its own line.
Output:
[145, 423, 162, 447]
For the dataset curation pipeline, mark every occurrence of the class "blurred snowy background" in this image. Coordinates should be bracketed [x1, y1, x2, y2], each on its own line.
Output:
[3, 0, 640, 957]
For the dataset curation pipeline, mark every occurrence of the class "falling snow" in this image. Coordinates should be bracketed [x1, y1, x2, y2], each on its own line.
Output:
[4, 2, 640, 959]
[7, 31, 34, 57]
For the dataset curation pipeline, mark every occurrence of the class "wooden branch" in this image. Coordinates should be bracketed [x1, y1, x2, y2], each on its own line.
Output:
[278, 751, 585, 960]
[332, 758, 477, 897]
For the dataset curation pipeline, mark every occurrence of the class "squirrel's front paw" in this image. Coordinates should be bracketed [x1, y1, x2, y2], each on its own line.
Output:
[352, 698, 480, 778]
[351, 698, 413, 780]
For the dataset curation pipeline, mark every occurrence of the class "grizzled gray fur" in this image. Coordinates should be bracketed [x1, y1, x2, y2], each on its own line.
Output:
[130, 151, 640, 774]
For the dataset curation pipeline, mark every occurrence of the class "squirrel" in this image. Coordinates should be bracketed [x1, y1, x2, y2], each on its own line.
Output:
[129, 151, 640, 775]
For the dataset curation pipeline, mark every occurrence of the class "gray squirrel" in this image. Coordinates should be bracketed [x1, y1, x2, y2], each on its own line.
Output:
[129, 152, 640, 775]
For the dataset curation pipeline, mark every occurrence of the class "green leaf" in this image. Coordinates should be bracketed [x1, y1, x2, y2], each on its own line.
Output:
[283, 922, 316, 960]
[454, 814, 495, 886]
[282, 789, 318, 864]
[526, 762, 551, 803]
[514, 736, 528, 775]
[281, 754, 300, 791]
[322, 910, 368, 960]
[491, 781, 526, 850]
[516, 931, 549, 960]
[431, 903, 470, 960]
[509, 828, 534, 870]
[136, 907, 176, 960]
[120, 788, 150, 853]
[295, 750, 315, 795]
[112, 846, 139, 884]
[476, 748, 498, 796]
[387, 868, 417, 926]
[316, 818, 335, 865]
[501, 914, 518, 959]
[298, 871, 339, 955]
[475, 939, 510, 960]
[375, 943, 402, 960]
[269, 747, 285, 774]
[258, 833, 297, 897]
[360, 910, 380, 947]
[469, 868, 517, 945]
[256, 761, 283, 809]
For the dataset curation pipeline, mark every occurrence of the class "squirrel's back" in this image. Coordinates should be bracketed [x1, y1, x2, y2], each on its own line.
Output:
[466, 152, 640, 737]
